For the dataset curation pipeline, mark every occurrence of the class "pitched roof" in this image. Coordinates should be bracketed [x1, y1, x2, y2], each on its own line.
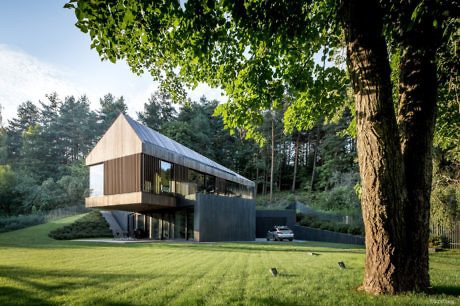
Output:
[124, 115, 254, 187]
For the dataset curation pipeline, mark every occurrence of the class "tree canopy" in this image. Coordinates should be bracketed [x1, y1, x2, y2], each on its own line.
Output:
[66, 0, 458, 294]
[66, 0, 350, 143]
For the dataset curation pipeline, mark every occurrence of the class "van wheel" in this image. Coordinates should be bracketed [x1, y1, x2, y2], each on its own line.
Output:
[289, 238, 293, 241]
[266, 237, 270, 241]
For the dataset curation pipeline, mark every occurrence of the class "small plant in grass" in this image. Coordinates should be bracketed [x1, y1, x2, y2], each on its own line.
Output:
[48, 211, 112, 240]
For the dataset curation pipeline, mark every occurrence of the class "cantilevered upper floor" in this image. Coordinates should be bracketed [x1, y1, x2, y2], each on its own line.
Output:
[85, 114, 255, 212]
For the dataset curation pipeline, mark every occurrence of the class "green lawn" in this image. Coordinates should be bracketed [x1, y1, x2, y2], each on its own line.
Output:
[0, 215, 458, 305]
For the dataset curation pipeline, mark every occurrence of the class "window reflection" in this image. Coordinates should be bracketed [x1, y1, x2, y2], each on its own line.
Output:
[140, 154, 254, 199]
[205, 175, 216, 194]
[89, 164, 104, 196]
[160, 161, 172, 193]
[188, 170, 205, 194]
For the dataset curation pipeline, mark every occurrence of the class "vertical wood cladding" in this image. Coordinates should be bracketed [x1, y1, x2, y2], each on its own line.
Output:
[142, 154, 160, 193]
[173, 164, 188, 196]
[104, 154, 141, 195]
[102, 153, 253, 198]
[215, 177, 227, 195]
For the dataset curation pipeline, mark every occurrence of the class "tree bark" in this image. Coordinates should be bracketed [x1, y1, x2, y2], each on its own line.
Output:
[310, 126, 319, 191]
[341, 0, 409, 294]
[292, 133, 300, 192]
[255, 160, 259, 195]
[397, 5, 440, 290]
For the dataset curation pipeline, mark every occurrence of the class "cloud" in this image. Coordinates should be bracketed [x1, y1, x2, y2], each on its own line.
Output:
[0, 44, 84, 123]
[0, 44, 226, 125]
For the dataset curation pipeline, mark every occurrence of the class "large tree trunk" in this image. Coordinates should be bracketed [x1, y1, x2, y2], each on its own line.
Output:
[397, 4, 440, 290]
[341, 0, 410, 294]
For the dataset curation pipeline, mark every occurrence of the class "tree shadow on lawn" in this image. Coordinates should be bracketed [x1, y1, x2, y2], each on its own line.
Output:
[153, 242, 365, 254]
[0, 286, 53, 306]
[0, 286, 135, 306]
[0, 240, 131, 250]
[431, 285, 460, 297]
[246, 296, 305, 306]
[0, 265, 154, 305]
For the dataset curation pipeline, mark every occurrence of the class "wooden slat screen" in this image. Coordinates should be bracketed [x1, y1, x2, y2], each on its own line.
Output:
[173, 164, 188, 196]
[215, 177, 227, 195]
[104, 154, 141, 195]
[142, 154, 160, 193]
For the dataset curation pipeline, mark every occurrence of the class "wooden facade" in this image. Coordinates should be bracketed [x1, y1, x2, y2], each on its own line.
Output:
[86, 114, 255, 212]
[173, 164, 189, 195]
[86, 114, 254, 188]
[85, 114, 257, 241]
[86, 114, 142, 165]
[142, 154, 161, 194]
[104, 154, 142, 195]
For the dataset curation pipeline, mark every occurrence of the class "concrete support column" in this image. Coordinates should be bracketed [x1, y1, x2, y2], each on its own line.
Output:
[149, 216, 153, 239]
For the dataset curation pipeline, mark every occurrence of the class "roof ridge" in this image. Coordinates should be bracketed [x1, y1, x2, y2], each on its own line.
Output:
[123, 114, 251, 183]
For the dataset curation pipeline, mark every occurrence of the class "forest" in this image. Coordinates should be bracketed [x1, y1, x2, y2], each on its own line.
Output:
[0, 86, 457, 236]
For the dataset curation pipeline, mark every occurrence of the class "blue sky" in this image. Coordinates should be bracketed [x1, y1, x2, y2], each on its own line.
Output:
[0, 0, 222, 123]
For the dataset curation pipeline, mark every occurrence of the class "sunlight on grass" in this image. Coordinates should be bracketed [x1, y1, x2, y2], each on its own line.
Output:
[0, 215, 458, 305]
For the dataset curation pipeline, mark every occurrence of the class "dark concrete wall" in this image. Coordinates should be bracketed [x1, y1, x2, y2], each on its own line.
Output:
[194, 194, 255, 242]
[255, 209, 296, 238]
[111, 210, 131, 232]
[292, 225, 364, 245]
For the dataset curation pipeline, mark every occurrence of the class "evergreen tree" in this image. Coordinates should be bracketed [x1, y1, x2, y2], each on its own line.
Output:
[6, 101, 40, 164]
[137, 90, 176, 131]
[98, 93, 128, 136]
[55, 95, 98, 164]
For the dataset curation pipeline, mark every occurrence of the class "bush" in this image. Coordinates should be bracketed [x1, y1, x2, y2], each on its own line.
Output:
[429, 235, 449, 249]
[0, 214, 45, 233]
[348, 226, 363, 236]
[48, 211, 112, 240]
[298, 214, 364, 236]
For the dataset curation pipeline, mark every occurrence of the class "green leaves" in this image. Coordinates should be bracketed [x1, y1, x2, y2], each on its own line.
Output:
[63, 3, 75, 9]
[68, 0, 349, 144]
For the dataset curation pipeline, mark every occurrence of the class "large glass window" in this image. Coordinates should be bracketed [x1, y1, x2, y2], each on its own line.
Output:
[174, 210, 186, 239]
[205, 175, 216, 194]
[160, 161, 172, 193]
[225, 180, 243, 197]
[89, 164, 104, 196]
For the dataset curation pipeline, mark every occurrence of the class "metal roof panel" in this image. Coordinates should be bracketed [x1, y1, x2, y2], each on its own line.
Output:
[124, 115, 253, 186]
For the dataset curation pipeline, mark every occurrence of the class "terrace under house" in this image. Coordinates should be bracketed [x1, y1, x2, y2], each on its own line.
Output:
[85, 114, 256, 242]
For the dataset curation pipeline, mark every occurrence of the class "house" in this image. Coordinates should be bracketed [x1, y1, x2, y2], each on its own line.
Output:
[85, 114, 256, 242]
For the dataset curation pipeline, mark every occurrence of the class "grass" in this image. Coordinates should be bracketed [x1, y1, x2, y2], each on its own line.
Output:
[0, 215, 459, 305]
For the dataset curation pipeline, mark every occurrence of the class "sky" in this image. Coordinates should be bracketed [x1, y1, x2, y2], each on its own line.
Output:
[0, 0, 223, 124]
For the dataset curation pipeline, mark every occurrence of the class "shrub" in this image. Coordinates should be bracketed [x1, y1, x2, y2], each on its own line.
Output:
[348, 226, 363, 236]
[298, 214, 364, 236]
[48, 211, 112, 240]
[296, 212, 304, 222]
[429, 235, 450, 249]
[0, 214, 45, 233]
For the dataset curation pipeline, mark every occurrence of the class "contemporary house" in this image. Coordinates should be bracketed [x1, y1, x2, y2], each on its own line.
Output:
[85, 114, 256, 242]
